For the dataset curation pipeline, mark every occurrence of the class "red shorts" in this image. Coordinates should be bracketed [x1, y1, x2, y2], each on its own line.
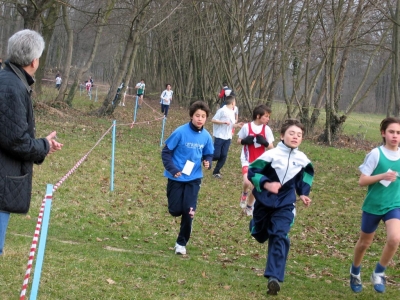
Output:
[242, 166, 249, 175]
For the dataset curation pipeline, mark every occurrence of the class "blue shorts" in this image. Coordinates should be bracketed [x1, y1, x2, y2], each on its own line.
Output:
[361, 208, 400, 233]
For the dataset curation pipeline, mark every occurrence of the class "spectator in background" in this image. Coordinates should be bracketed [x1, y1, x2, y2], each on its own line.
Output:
[0, 29, 63, 256]
[135, 79, 145, 108]
[55, 74, 62, 90]
[114, 82, 124, 105]
[218, 82, 234, 107]
[85, 79, 92, 96]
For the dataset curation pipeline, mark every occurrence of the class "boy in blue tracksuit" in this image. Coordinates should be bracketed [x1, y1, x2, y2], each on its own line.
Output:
[161, 101, 214, 255]
[248, 119, 314, 295]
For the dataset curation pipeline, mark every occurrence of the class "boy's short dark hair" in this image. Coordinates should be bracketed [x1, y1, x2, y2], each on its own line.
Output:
[252, 105, 272, 120]
[225, 95, 235, 105]
[380, 117, 400, 144]
[165, 83, 171, 88]
[189, 101, 210, 118]
[280, 119, 305, 136]
[223, 82, 228, 86]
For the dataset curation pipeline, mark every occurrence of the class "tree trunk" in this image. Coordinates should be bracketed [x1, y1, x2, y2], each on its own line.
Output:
[35, 3, 61, 95]
[65, 0, 115, 106]
[97, 19, 141, 115]
[391, 0, 400, 117]
[55, 5, 73, 103]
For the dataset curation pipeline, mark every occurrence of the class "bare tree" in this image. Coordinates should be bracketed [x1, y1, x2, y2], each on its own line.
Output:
[97, 0, 152, 115]
[35, 2, 60, 94]
[1, 0, 397, 136]
[65, 0, 116, 106]
[54, 4, 73, 103]
[0, 2, 23, 57]
[16, 0, 56, 30]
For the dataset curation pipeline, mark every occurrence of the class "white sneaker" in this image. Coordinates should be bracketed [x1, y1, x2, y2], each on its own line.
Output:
[240, 192, 247, 208]
[174, 243, 186, 255]
[245, 206, 253, 216]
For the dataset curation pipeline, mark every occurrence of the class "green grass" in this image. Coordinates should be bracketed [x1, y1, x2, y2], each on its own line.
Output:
[1, 94, 399, 299]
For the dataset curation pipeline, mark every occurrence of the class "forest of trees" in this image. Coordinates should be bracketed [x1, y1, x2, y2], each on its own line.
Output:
[1, 0, 400, 144]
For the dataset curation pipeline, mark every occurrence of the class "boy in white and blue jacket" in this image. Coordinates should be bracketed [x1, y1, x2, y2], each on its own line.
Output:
[248, 119, 314, 295]
[161, 101, 214, 255]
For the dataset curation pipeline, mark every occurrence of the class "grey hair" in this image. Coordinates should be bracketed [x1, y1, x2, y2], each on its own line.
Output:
[7, 29, 45, 67]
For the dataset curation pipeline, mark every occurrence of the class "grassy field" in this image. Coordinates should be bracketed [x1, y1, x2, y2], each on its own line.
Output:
[1, 93, 399, 299]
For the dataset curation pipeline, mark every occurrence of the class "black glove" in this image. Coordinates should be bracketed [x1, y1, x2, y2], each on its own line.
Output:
[256, 135, 269, 147]
[240, 135, 254, 145]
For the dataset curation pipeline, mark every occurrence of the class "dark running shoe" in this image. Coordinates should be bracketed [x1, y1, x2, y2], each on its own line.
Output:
[267, 277, 280, 295]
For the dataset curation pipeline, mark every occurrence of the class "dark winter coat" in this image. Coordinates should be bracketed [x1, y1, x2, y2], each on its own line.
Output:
[0, 61, 49, 213]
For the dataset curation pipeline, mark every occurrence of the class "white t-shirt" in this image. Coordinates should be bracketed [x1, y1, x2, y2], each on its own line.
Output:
[55, 77, 62, 84]
[161, 90, 173, 105]
[212, 105, 236, 140]
[359, 146, 400, 175]
[237, 122, 274, 166]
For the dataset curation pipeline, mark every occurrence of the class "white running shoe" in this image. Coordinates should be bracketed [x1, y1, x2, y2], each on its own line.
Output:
[245, 206, 253, 216]
[240, 192, 247, 208]
[174, 243, 187, 255]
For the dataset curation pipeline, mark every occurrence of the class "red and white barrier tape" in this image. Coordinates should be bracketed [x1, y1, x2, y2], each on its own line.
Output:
[19, 112, 166, 297]
[52, 124, 113, 192]
[19, 124, 113, 298]
[19, 194, 51, 300]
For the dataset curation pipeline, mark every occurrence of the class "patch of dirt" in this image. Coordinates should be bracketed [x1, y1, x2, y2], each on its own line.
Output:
[34, 101, 87, 121]
[34, 101, 67, 118]
[34, 101, 94, 125]
[331, 135, 379, 151]
[312, 133, 379, 152]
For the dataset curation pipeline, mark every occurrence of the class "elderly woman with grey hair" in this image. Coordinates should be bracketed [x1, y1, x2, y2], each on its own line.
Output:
[0, 29, 63, 256]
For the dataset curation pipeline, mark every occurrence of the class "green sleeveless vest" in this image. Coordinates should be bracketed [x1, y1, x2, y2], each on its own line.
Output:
[362, 147, 400, 215]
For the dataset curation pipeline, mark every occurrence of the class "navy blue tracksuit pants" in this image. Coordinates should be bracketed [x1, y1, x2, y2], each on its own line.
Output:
[249, 201, 296, 282]
[212, 137, 231, 175]
[161, 104, 170, 117]
[167, 178, 201, 246]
